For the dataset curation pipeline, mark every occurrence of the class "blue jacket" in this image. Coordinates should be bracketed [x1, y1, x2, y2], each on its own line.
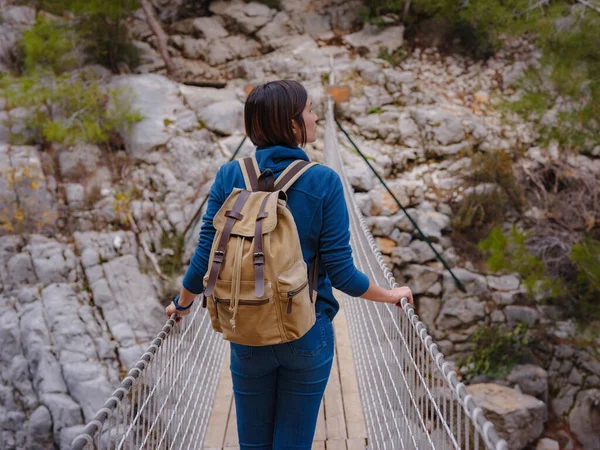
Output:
[183, 145, 370, 320]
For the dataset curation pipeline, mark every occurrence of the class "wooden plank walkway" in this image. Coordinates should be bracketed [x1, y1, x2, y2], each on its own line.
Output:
[203, 293, 367, 450]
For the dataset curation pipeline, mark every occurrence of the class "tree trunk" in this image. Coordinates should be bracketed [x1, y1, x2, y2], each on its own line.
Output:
[140, 0, 177, 75]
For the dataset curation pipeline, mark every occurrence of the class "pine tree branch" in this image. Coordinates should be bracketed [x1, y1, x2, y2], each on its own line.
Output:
[140, 0, 176, 75]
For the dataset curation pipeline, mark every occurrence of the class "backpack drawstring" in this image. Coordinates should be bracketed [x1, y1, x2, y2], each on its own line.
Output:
[229, 236, 245, 332]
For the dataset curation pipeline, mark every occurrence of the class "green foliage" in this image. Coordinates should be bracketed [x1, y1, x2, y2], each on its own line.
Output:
[159, 231, 185, 278]
[570, 238, 600, 320]
[459, 322, 530, 379]
[23, 0, 140, 72]
[378, 46, 407, 65]
[368, 107, 385, 114]
[479, 227, 600, 324]
[467, 151, 525, 209]
[70, 0, 140, 71]
[511, 9, 600, 153]
[364, 0, 532, 58]
[0, 70, 142, 146]
[453, 151, 523, 233]
[479, 226, 564, 296]
[21, 17, 78, 74]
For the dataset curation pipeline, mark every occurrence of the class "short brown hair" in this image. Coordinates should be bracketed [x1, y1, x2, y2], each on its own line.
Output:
[244, 80, 307, 148]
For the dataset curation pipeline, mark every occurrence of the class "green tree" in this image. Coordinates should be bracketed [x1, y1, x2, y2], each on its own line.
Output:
[69, 0, 140, 71]
[20, 17, 78, 74]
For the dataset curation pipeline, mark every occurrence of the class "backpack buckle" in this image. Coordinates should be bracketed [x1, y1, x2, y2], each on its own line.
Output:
[253, 252, 265, 265]
[214, 250, 224, 263]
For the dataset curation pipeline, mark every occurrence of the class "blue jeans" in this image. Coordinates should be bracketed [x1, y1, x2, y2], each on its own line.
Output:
[229, 312, 335, 450]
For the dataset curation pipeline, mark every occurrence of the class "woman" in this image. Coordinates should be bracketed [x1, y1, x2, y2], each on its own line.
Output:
[165, 80, 413, 450]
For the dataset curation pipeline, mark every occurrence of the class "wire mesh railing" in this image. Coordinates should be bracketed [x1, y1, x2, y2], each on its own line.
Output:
[71, 308, 227, 450]
[323, 78, 508, 450]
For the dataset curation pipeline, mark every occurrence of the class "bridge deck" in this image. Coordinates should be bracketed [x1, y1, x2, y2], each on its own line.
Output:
[203, 293, 367, 450]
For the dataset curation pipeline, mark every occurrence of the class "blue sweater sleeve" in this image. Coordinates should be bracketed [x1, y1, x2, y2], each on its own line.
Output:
[319, 172, 370, 297]
[182, 166, 225, 294]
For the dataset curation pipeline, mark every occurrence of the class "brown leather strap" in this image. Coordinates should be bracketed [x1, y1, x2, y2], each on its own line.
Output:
[204, 190, 251, 297]
[257, 169, 275, 192]
[308, 251, 319, 303]
[253, 194, 271, 297]
[242, 158, 259, 191]
[273, 160, 311, 191]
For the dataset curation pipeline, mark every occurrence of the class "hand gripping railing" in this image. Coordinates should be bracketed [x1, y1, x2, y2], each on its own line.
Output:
[71, 307, 227, 450]
[324, 74, 508, 450]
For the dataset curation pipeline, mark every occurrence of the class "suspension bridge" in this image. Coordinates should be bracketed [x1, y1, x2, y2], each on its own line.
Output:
[71, 77, 509, 450]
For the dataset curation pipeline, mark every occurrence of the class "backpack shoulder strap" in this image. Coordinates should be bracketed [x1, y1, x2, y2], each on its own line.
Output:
[238, 157, 260, 191]
[274, 160, 319, 192]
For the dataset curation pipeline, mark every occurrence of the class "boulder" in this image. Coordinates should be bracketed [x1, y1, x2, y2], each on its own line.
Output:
[58, 145, 102, 180]
[505, 305, 540, 327]
[408, 240, 443, 264]
[7, 252, 36, 286]
[26, 405, 53, 450]
[415, 210, 450, 239]
[507, 364, 549, 400]
[468, 383, 547, 450]
[256, 11, 300, 49]
[196, 100, 245, 136]
[1, 6, 36, 28]
[204, 35, 261, 65]
[298, 11, 332, 39]
[110, 74, 198, 158]
[487, 274, 520, 291]
[390, 246, 417, 267]
[402, 264, 440, 295]
[417, 296, 440, 332]
[346, 165, 375, 192]
[209, 0, 276, 34]
[191, 16, 229, 40]
[568, 389, 600, 449]
[27, 235, 78, 286]
[536, 438, 559, 450]
[367, 216, 396, 237]
[343, 24, 404, 58]
[443, 268, 488, 297]
[411, 106, 465, 146]
[180, 85, 238, 112]
[376, 237, 396, 255]
[40, 393, 82, 436]
[436, 296, 485, 330]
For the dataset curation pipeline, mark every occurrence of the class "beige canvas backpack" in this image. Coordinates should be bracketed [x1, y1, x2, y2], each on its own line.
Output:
[202, 157, 320, 346]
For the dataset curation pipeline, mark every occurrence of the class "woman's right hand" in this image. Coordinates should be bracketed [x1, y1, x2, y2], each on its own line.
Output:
[387, 286, 413, 306]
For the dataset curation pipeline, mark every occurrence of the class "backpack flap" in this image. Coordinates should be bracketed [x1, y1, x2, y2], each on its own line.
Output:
[212, 188, 279, 236]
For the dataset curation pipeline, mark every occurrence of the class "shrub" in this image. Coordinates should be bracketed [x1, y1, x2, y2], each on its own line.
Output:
[0, 70, 142, 146]
[377, 46, 407, 66]
[459, 322, 530, 379]
[569, 238, 600, 321]
[20, 17, 78, 74]
[452, 151, 524, 237]
[23, 0, 140, 72]
[479, 227, 600, 324]
[71, 0, 140, 71]
[158, 231, 185, 278]
[479, 226, 563, 296]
